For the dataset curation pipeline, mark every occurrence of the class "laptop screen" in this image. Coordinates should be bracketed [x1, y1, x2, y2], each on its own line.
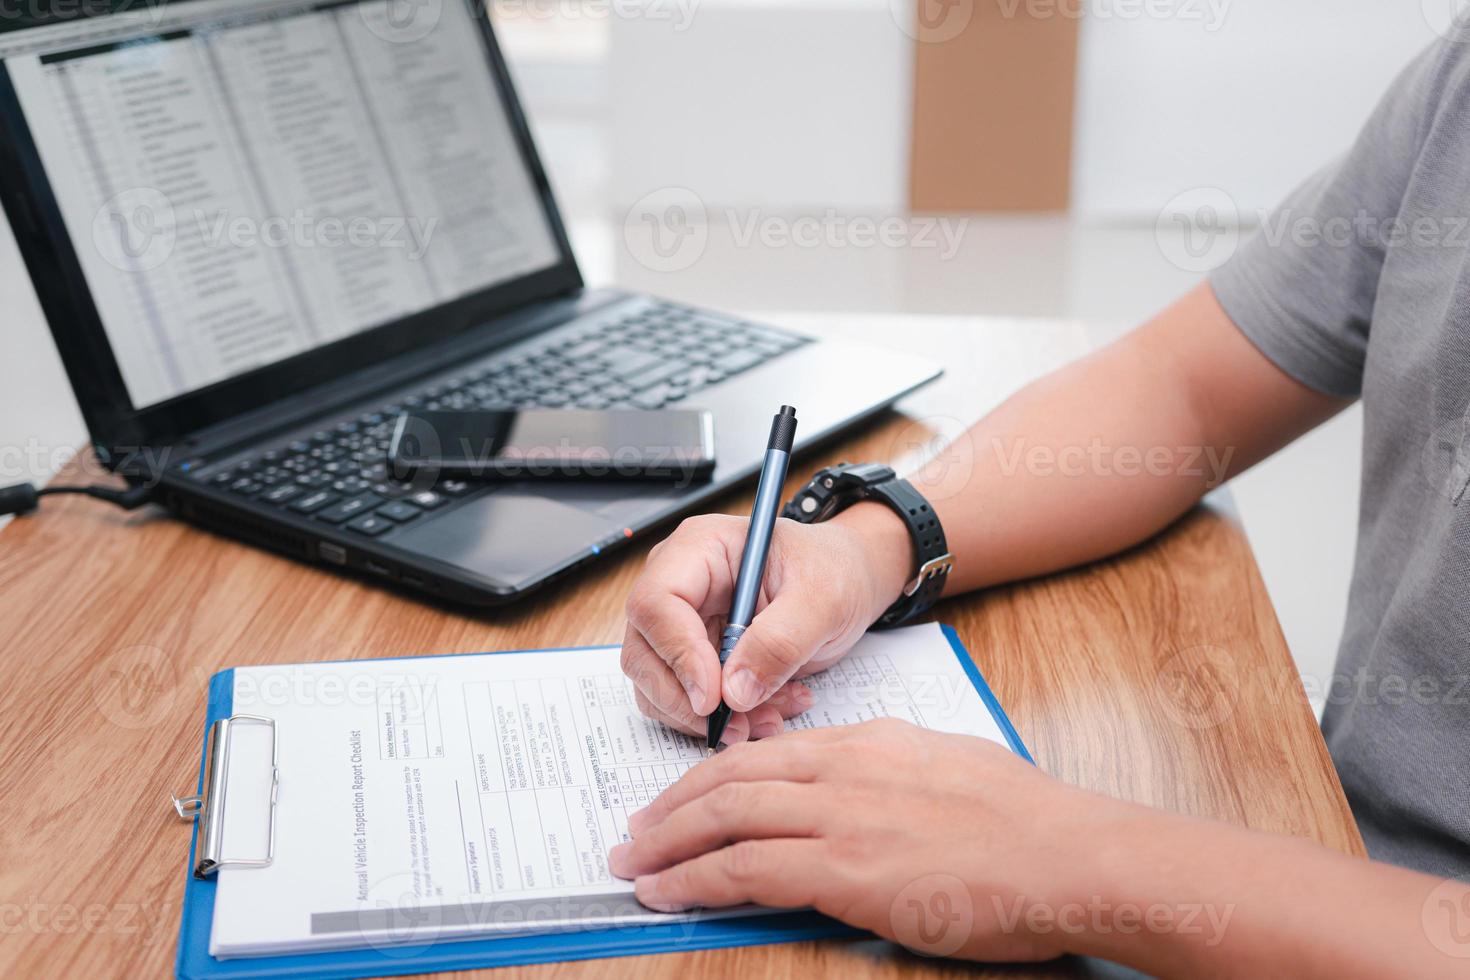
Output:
[0, 0, 563, 410]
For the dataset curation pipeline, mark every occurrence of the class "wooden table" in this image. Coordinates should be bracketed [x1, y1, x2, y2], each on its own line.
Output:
[0, 314, 1363, 979]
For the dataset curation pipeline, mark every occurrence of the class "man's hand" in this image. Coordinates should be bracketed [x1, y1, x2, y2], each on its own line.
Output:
[620, 503, 913, 744]
[609, 718, 1104, 962]
[611, 719, 1470, 977]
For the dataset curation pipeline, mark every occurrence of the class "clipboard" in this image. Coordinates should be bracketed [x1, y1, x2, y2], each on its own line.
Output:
[172, 625, 1031, 979]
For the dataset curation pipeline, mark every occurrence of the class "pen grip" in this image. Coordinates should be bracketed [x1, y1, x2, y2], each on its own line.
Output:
[718, 623, 746, 666]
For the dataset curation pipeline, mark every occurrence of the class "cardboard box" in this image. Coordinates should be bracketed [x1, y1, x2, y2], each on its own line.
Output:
[909, 0, 1081, 211]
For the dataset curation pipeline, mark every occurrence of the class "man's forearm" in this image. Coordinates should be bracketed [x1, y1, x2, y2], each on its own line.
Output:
[871, 283, 1350, 594]
[1069, 804, 1468, 978]
[909, 339, 1225, 594]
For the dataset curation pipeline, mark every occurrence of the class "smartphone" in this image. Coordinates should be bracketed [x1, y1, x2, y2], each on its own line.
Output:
[387, 409, 717, 483]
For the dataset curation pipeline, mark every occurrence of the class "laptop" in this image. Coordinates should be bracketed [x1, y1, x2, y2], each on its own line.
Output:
[0, 0, 941, 606]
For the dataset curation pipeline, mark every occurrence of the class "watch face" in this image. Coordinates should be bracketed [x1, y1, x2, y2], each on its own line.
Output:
[792, 464, 909, 527]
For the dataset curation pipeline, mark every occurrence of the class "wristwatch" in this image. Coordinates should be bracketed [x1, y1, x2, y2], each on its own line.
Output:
[781, 462, 953, 628]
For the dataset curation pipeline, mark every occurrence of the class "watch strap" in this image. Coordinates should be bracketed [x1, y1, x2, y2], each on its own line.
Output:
[782, 463, 953, 628]
[865, 477, 952, 628]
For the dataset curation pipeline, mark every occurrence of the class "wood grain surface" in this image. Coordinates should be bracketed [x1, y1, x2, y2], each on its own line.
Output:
[0, 316, 1363, 979]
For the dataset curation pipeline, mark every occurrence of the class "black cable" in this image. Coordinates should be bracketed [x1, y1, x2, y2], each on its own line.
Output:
[37, 486, 102, 498]
[0, 481, 154, 517]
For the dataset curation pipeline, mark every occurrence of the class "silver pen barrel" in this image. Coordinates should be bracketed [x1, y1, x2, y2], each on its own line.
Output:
[724, 406, 797, 640]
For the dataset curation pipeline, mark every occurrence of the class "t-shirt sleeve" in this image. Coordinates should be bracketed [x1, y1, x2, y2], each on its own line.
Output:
[1210, 40, 1449, 399]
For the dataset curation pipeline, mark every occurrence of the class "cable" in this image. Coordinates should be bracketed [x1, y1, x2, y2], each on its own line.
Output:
[0, 481, 154, 518]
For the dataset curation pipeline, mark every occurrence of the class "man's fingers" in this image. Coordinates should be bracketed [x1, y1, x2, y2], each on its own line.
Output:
[628, 684, 699, 736]
[632, 839, 830, 912]
[718, 712, 752, 746]
[765, 681, 815, 717]
[624, 519, 748, 717]
[622, 626, 709, 727]
[610, 781, 821, 879]
[624, 578, 722, 716]
[744, 683, 813, 739]
[791, 644, 858, 678]
[627, 732, 840, 836]
[744, 704, 784, 740]
[631, 687, 751, 745]
[721, 591, 842, 712]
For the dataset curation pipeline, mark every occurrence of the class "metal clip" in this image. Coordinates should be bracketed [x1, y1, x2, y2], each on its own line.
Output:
[170, 714, 279, 879]
[171, 793, 204, 818]
[903, 552, 954, 597]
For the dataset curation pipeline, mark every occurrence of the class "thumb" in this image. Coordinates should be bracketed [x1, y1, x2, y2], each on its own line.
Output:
[721, 591, 837, 712]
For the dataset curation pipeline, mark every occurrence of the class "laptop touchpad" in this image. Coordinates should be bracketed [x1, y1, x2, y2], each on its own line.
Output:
[394, 493, 618, 590]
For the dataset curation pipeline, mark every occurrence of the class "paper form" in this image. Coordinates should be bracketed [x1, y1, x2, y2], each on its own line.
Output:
[208, 623, 1014, 957]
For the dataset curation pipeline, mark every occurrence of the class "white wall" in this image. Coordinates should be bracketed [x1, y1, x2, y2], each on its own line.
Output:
[1231, 405, 1363, 716]
[603, 0, 1441, 219]
[1073, 0, 1441, 219]
[607, 0, 913, 211]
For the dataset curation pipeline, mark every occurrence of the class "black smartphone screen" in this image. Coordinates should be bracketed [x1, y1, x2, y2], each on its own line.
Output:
[387, 409, 717, 483]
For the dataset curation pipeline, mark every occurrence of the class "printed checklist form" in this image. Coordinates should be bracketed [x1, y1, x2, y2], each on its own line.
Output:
[207, 624, 1018, 957]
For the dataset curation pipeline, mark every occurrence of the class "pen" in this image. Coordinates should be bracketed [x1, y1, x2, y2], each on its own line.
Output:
[707, 405, 798, 751]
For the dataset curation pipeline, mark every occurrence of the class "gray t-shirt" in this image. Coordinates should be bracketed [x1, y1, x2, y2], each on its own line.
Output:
[1212, 33, 1470, 878]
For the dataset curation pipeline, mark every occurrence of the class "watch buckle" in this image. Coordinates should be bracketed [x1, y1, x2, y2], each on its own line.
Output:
[903, 552, 953, 597]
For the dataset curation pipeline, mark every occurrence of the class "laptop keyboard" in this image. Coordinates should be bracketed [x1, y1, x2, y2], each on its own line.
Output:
[198, 302, 809, 536]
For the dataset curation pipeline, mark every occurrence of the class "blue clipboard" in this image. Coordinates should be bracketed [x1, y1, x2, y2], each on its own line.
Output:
[175, 624, 1030, 979]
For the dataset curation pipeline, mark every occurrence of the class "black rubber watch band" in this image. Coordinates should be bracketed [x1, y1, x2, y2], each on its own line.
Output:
[782, 462, 953, 628]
